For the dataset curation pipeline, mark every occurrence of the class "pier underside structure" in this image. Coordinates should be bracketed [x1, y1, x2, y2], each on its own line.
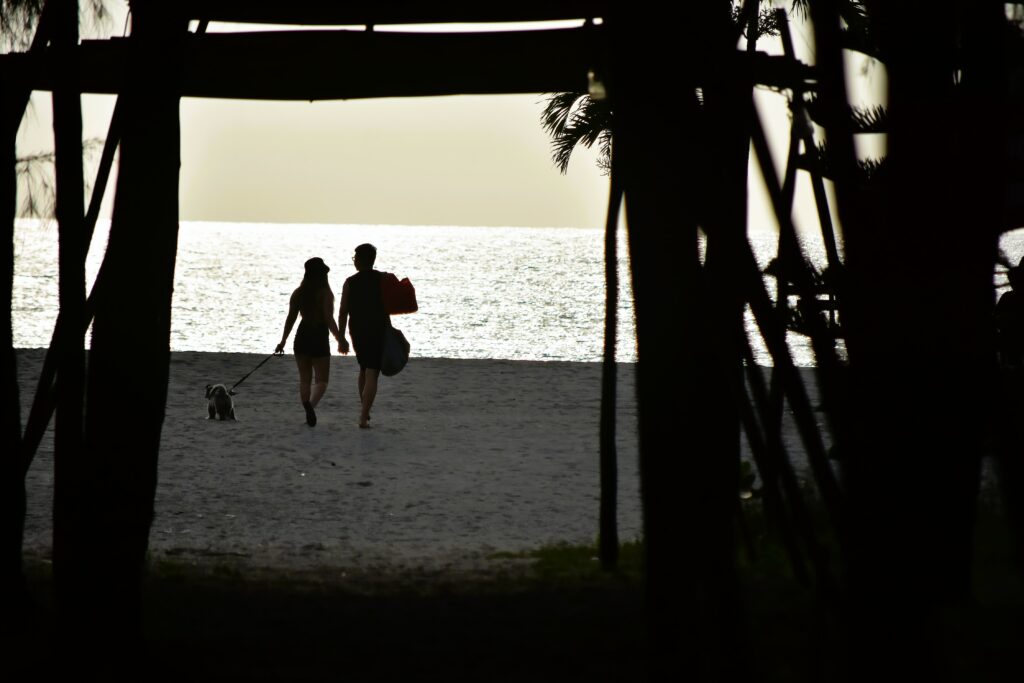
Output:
[3, 1, 1021, 679]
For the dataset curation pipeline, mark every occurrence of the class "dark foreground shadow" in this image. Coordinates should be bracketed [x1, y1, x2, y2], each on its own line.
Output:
[11, 561, 647, 682]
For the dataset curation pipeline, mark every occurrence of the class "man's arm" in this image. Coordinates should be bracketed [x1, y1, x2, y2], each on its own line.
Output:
[337, 281, 351, 354]
[324, 290, 342, 345]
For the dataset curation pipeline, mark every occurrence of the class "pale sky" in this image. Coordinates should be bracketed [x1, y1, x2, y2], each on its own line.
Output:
[18, 90, 612, 228]
[14, 5, 884, 234]
[179, 94, 610, 227]
[14, 7, 613, 229]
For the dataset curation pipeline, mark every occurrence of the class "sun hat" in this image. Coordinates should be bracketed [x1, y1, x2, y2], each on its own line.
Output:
[304, 257, 330, 275]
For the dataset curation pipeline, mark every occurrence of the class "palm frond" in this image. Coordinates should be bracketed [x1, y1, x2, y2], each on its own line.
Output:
[549, 122, 590, 175]
[597, 129, 613, 176]
[836, 1, 883, 59]
[540, 92, 586, 139]
[848, 104, 887, 133]
[541, 93, 613, 174]
[804, 95, 887, 134]
[855, 156, 886, 181]
[570, 98, 612, 147]
[801, 141, 886, 184]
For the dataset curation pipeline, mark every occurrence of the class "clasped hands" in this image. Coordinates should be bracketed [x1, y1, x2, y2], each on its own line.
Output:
[272, 339, 349, 355]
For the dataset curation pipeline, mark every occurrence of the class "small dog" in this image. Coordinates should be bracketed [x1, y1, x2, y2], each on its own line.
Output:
[205, 384, 236, 420]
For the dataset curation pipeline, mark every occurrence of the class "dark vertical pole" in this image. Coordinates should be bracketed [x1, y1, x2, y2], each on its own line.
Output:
[0, 82, 27, 630]
[614, 47, 697, 683]
[599, 157, 622, 570]
[1, 0, 56, 631]
[22, 7, 212, 472]
[50, 0, 87, 632]
[20, 97, 122, 472]
[816, 1, 1005, 676]
[72, 2, 184, 669]
[686, 5, 750, 678]
[612, 3, 745, 677]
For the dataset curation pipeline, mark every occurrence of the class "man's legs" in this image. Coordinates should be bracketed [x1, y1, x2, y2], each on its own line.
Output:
[359, 367, 379, 428]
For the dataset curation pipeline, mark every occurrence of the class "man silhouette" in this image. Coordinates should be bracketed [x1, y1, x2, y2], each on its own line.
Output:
[337, 244, 390, 428]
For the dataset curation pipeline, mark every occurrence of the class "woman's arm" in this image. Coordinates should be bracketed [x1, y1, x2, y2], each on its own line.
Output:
[275, 290, 300, 353]
[336, 281, 351, 354]
[324, 288, 343, 344]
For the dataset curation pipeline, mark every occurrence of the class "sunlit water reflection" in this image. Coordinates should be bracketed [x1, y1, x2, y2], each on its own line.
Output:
[14, 220, 1024, 366]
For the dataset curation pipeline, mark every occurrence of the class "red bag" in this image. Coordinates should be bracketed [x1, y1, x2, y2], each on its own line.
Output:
[380, 272, 418, 314]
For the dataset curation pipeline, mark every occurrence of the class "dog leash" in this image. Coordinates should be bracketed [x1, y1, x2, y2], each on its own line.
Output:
[230, 350, 283, 392]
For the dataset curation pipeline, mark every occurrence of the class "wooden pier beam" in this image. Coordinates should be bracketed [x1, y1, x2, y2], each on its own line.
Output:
[176, 0, 608, 26]
[0, 28, 812, 102]
[0, 27, 600, 100]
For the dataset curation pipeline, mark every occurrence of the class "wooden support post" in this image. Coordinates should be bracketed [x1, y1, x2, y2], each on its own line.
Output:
[70, 3, 186, 660]
[811, 1, 1005, 677]
[1, 0, 57, 634]
[0, 83, 27, 630]
[20, 96, 119, 473]
[50, 0, 88, 627]
[598, 162, 622, 571]
[1, 0, 61, 634]
[23, 18, 211, 474]
[684, 7, 751, 678]
[614, 48, 695, 678]
[613, 4, 747, 677]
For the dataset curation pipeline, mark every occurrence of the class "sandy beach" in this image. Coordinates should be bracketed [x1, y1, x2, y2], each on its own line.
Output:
[18, 349, 647, 573]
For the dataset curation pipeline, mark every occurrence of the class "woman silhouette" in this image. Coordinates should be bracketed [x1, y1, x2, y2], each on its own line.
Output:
[276, 257, 343, 426]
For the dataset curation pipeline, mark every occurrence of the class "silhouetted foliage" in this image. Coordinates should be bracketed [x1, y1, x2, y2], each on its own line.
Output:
[1, 0, 111, 51]
[804, 97, 887, 134]
[14, 138, 102, 217]
[732, 3, 783, 40]
[4, 2, 1024, 680]
[801, 140, 887, 183]
[0, 0, 43, 51]
[539, 91, 612, 175]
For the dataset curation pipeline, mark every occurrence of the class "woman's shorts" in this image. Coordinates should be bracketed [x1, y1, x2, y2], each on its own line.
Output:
[294, 320, 330, 357]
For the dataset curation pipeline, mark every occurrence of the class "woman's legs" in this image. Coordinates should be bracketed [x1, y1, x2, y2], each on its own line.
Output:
[295, 354, 318, 426]
[310, 356, 330, 407]
[295, 354, 313, 403]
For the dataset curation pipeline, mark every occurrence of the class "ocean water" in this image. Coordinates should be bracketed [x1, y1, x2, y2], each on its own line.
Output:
[14, 220, 640, 362]
[13, 220, 1024, 365]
